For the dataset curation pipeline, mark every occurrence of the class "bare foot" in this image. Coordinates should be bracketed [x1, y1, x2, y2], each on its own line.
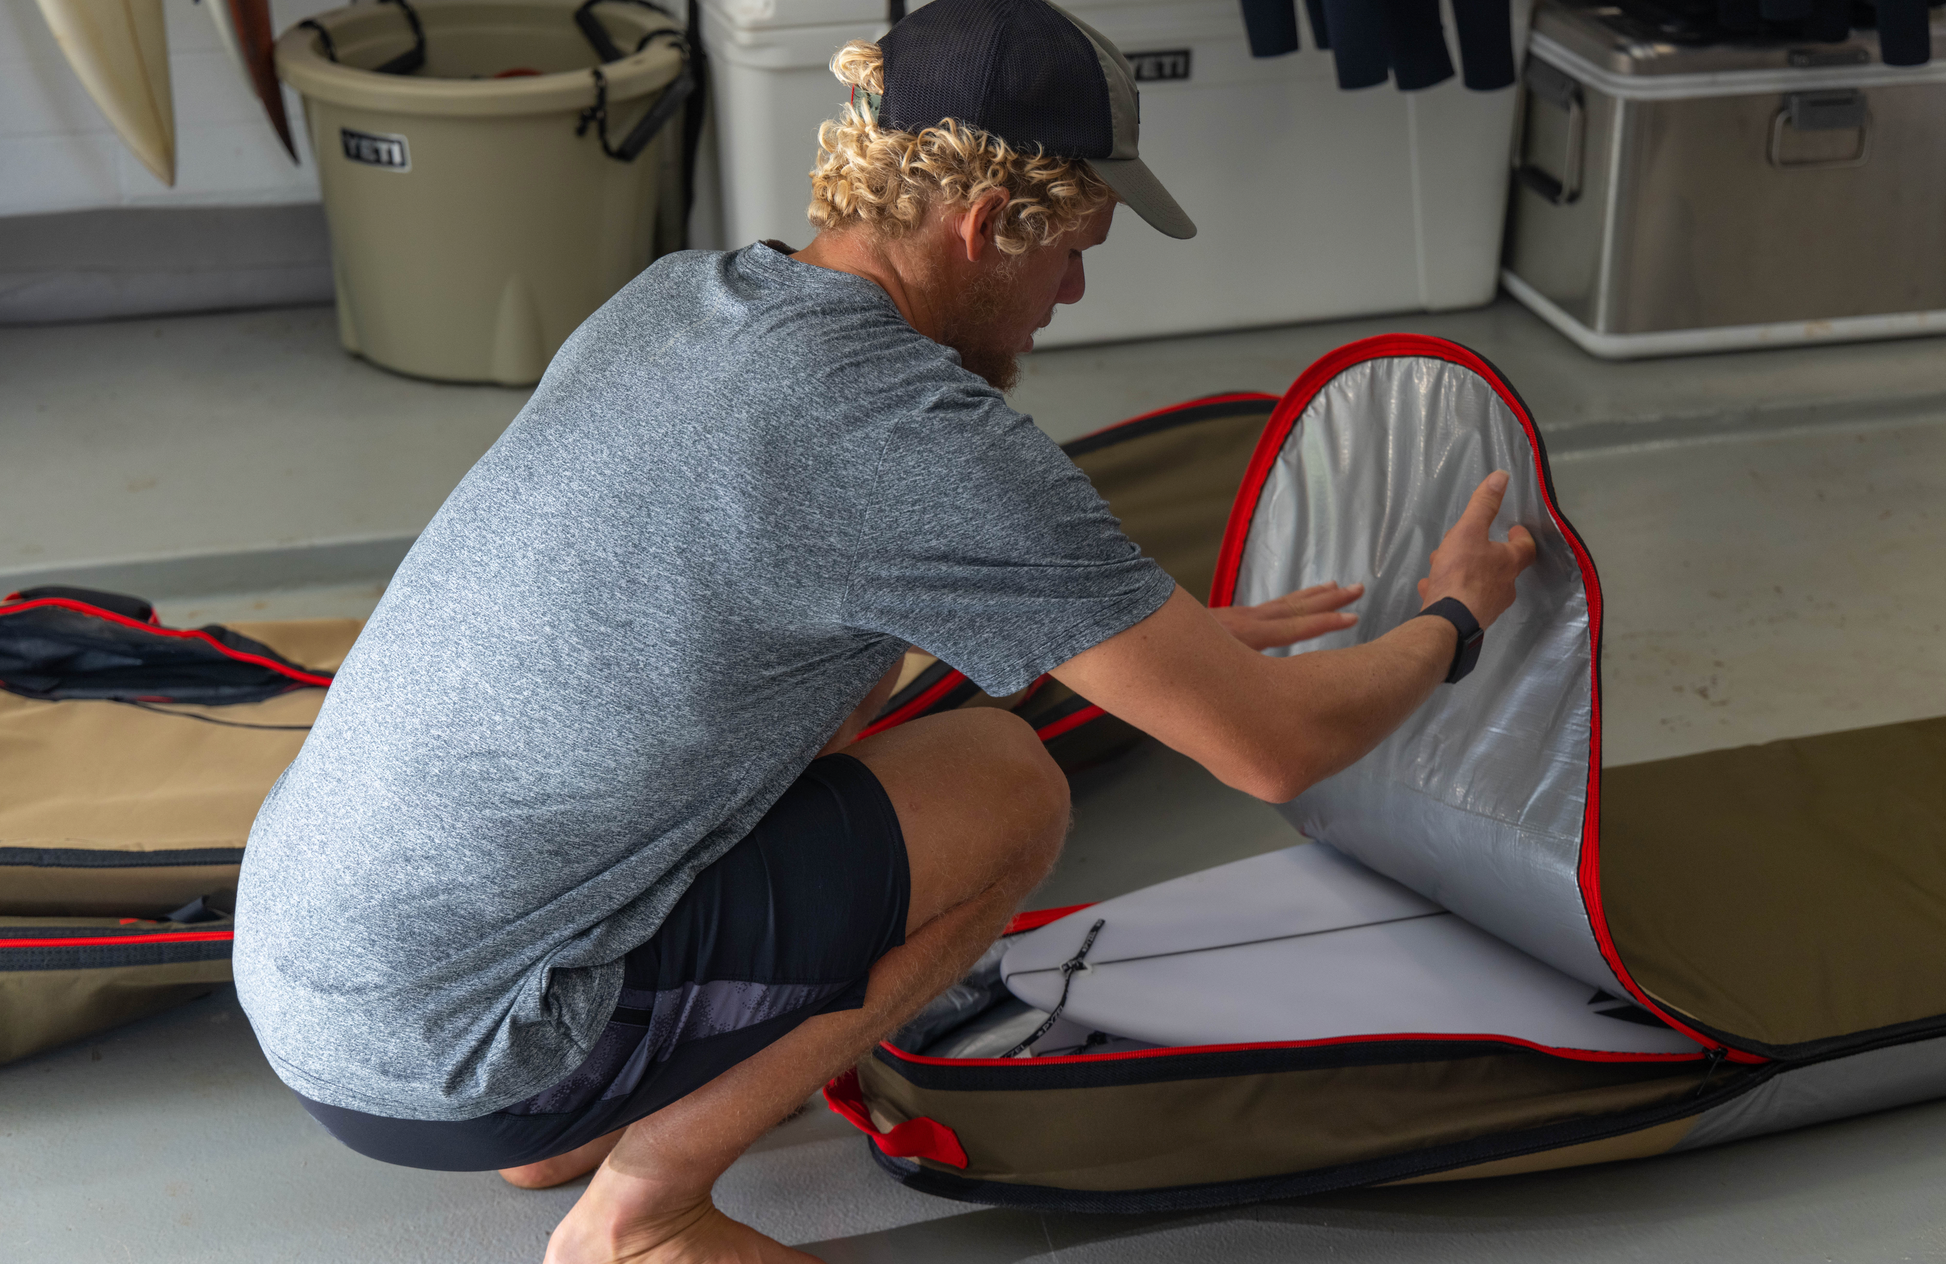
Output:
[544, 1198, 821, 1264]
[502, 1129, 627, 1190]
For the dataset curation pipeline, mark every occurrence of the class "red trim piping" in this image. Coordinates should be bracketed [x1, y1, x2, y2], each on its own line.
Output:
[1208, 341, 1442, 608]
[1203, 334, 1758, 1062]
[822, 1067, 969, 1168]
[1064, 391, 1279, 446]
[1003, 903, 1097, 936]
[879, 1029, 1708, 1069]
[1034, 703, 1105, 742]
[854, 667, 971, 741]
[0, 930, 234, 949]
[0, 597, 334, 689]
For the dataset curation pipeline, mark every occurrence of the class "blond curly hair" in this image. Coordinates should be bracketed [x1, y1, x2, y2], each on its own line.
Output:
[807, 41, 1114, 255]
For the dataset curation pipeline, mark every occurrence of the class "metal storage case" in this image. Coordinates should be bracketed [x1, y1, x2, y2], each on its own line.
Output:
[1503, 0, 1946, 359]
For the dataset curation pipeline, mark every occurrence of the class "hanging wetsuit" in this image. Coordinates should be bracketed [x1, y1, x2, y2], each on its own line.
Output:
[1241, 0, 1515, 91]
[1723, 0, 1927, 63]
[1803, 0, 1850, 43]
[1238, 0, 1328, 58]
[1876, 0, 1931, 66]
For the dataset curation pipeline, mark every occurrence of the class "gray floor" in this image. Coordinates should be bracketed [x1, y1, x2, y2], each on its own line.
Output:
[3, 299, 1944, 1262]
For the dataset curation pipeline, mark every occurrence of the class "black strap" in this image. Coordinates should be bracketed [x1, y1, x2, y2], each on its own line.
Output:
[373, 0, 427, 75]
[113, 698, 315, 731]
[678, 0, 707, 228]
[571, 0, 694, 163]
[1693, 1046, 1730, 1097]
[574, 0, 676, 62]
[297, 17, 338, 61]
[299, 3, 421, 74]
[579, 55, 694, 163]
[1000, 918, 1106, 1059]
[1417, 596, 1482, 684]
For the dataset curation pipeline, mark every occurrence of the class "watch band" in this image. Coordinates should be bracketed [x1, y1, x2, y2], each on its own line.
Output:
[1418, 597, 1484, 684]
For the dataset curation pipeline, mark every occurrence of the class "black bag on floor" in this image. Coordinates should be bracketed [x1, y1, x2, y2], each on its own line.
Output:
[0, 586, 334, 704]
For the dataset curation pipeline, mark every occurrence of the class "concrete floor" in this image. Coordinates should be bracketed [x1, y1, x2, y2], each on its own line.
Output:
[2, 298, 1944, 1262]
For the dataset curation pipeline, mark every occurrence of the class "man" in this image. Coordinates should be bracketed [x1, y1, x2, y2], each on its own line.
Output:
[234, 0, 1536, 1260]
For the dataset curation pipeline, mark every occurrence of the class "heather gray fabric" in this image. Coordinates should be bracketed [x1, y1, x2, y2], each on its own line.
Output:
[233, 244, 1175, 1121]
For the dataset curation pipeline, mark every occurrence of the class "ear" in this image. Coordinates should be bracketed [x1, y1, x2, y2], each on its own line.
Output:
[954, 189, 1009, 264]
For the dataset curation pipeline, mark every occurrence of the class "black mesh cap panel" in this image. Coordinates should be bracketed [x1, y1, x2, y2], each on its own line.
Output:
[878, 0, 1115, 160]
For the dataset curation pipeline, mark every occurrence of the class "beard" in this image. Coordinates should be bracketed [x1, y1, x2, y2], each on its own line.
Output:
[937, 256, 1040, 393]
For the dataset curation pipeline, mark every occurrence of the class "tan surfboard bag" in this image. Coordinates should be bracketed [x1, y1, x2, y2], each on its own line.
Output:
[0, 600, 357, 1061]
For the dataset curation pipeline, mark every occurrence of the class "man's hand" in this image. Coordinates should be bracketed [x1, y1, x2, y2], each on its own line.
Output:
[1211, 582, 1364, 651]
[1416, 471, 1538, 627]
[1052, 470, 1543, 803]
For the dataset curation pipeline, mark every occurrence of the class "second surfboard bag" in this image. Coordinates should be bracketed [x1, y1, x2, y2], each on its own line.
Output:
[0, 610, 357, 1064]
[0, 598, 356, 920]
[830, 335, 1946, 1212]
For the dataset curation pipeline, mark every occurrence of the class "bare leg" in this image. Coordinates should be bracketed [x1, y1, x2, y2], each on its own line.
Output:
[502, 1130, 628, 1190]
[543, 707, 1068, 1263]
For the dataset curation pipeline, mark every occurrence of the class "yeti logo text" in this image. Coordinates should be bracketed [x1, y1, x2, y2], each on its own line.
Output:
[341, 128, 411, 171]
[1127, 50, 1190, 82]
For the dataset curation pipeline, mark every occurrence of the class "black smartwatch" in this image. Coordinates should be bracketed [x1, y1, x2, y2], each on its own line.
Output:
[1418, 597, 1484, 684]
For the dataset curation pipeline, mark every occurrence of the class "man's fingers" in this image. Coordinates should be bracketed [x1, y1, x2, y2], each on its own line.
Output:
[1505, 523, 1538, 568]
[1288, 582, 1363, 614]
[1455, 470, 1511, 536]
[1256, 583, 1363, 620]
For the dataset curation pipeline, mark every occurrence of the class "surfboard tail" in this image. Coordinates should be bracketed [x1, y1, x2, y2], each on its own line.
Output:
[34, 0, 176, 185]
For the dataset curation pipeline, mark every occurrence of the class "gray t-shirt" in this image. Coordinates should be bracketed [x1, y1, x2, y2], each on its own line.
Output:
[233, 245, 1175, 1121]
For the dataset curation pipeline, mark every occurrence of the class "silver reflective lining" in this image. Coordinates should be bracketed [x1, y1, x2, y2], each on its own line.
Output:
[1234, 354, 1625, 995]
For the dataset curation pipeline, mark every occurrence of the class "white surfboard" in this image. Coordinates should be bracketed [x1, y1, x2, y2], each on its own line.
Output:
[1002, 843, 1702, 1057]
[34, 0, 175, 185]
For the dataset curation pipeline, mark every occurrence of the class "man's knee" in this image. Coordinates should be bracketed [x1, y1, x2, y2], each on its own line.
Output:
[962, 708, 1068, 878]
[854, 704, 1069, 891]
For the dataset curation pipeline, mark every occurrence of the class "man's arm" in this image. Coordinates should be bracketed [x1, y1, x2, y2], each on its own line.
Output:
[1052, 471, 1537, 802]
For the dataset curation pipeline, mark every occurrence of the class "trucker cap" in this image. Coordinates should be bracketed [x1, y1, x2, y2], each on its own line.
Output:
[875, 0, 1197, 240]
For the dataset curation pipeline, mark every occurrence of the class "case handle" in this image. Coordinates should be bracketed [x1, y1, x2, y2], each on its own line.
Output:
[1515, 59, 1584, 206]
[1769, 90, 1871, 170]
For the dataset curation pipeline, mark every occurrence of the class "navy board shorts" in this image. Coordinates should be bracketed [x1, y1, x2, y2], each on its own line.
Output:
[297, 753, 910, 1171]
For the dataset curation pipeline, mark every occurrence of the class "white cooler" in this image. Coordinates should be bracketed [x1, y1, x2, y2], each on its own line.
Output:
[696, 0, 1527, 347]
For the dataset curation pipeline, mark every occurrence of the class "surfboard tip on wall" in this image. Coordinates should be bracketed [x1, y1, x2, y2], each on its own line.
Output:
[33, 0, 178, 187]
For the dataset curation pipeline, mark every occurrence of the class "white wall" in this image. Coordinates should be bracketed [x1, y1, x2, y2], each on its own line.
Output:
[0, 0, 342, 217]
